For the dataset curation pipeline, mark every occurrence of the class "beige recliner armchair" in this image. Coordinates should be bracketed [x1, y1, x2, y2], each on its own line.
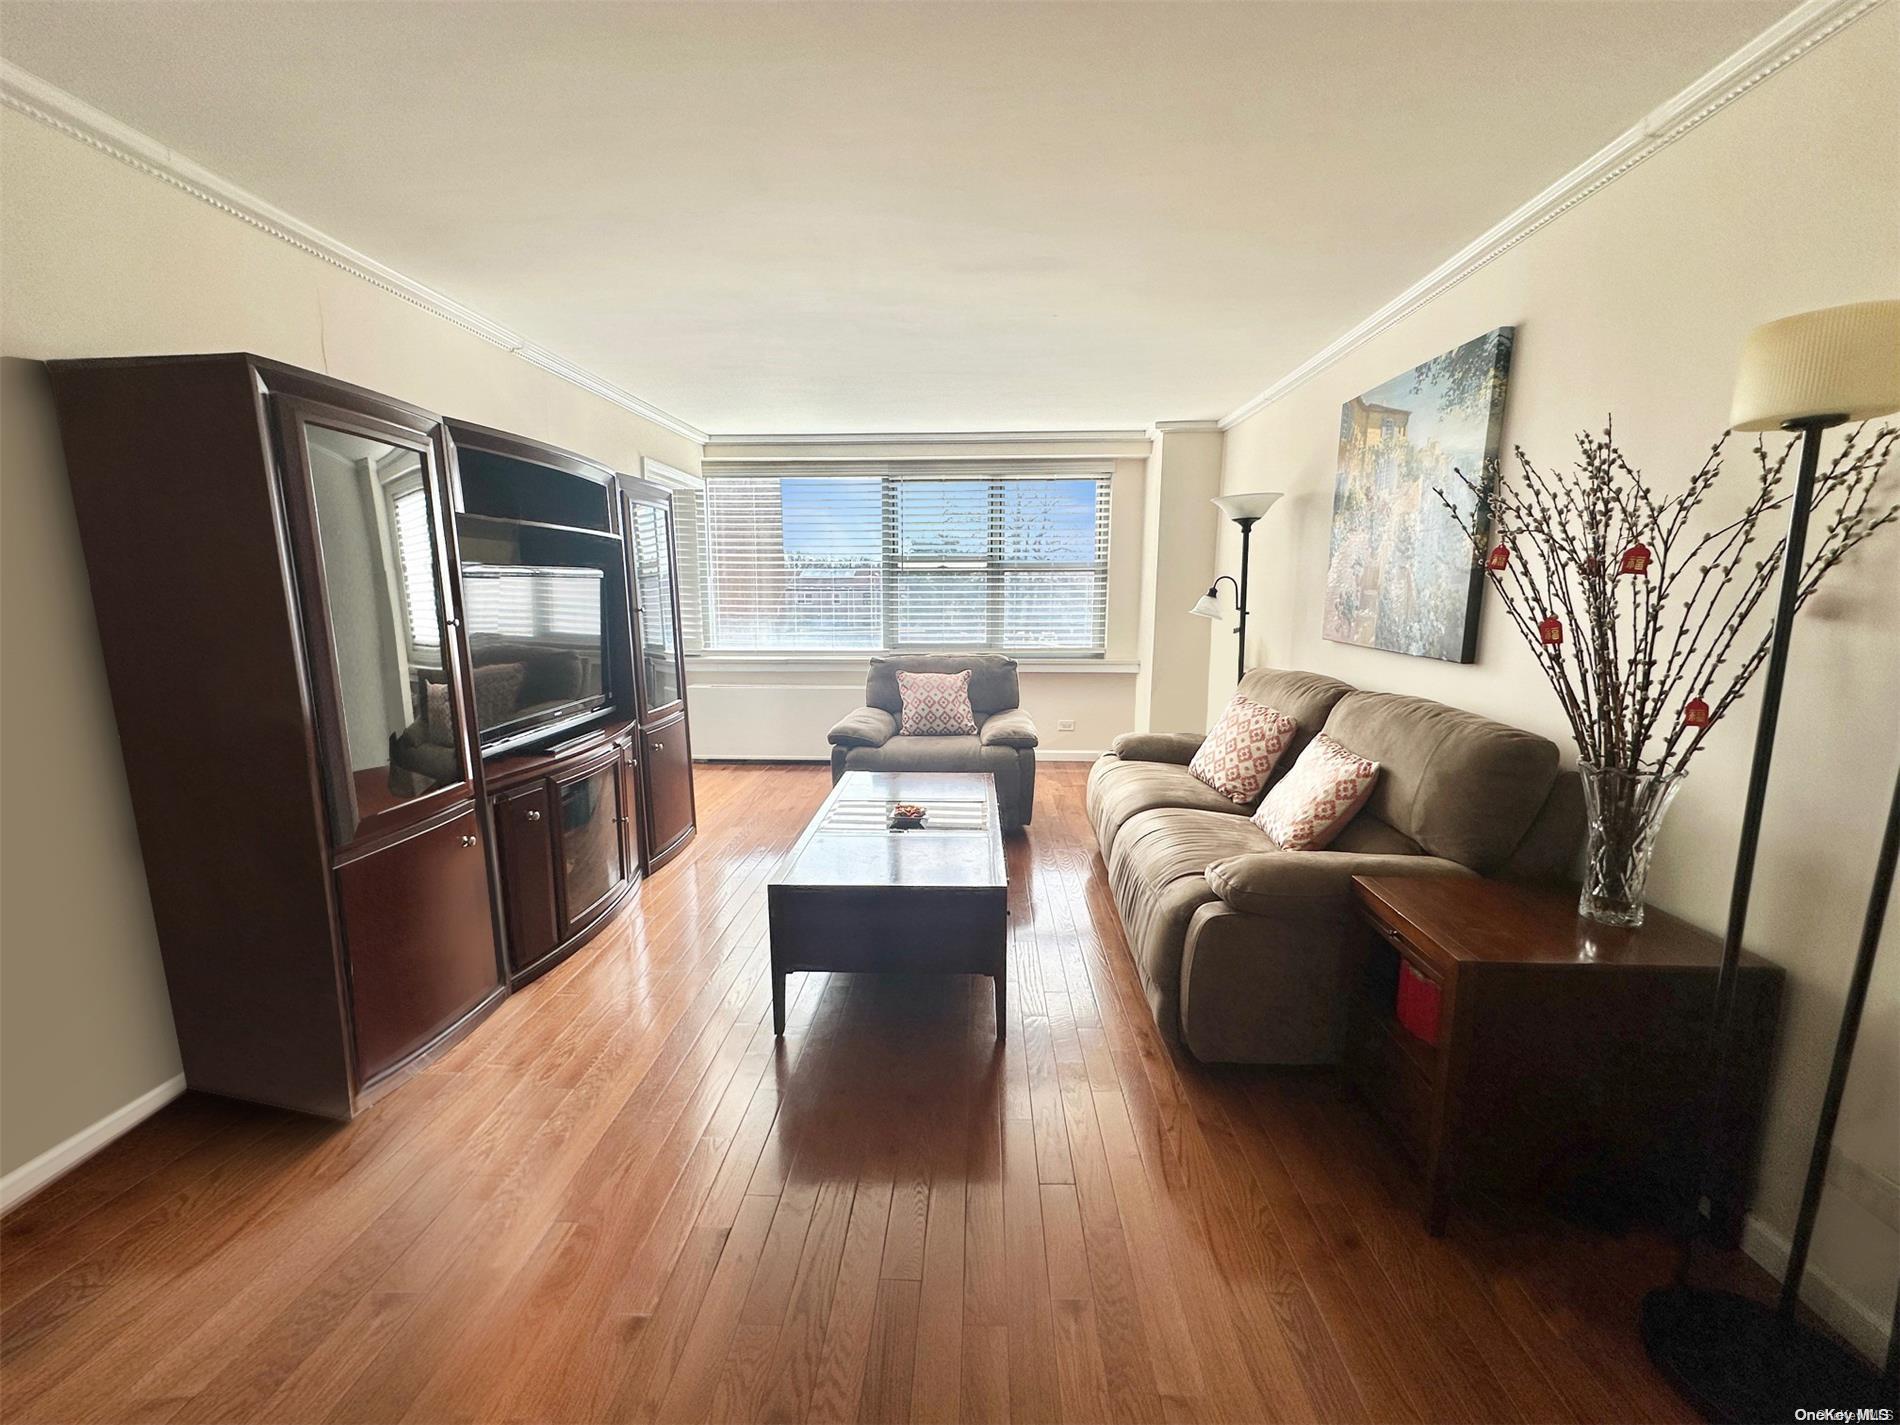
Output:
[826, 654, 1039, 830]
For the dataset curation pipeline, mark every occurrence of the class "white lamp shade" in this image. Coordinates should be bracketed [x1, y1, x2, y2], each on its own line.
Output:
[1212, 490, 1284, 522]
[1190, 592, 1223, 620]
[1730, 299, 1900, 431]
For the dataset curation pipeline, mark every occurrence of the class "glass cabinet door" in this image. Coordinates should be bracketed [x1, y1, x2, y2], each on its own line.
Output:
[281, 404, 468, 845]
[556, 759, 627, 928]
[629, 496, 683, 715]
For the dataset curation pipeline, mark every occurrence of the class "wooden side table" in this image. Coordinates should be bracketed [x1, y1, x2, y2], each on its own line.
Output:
[1346, 875, 1782, 1238]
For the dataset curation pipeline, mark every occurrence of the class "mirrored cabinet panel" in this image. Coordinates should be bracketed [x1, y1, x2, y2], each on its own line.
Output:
[629, 496, 682, 716]
[621, 474, 695, 872]
[301, 422, 466, 840]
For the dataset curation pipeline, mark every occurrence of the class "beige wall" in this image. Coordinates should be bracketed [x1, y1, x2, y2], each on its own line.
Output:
[1213, 7, 1899, 1351]
[0, 107, 701, 1178]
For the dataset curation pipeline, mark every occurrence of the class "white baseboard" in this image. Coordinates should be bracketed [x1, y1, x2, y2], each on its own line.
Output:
[0, 1074, 187, 1214]
[695, 755, 828, 764]
[1740, 1212, 1892, 1363]
[696, 750, 1106, 763]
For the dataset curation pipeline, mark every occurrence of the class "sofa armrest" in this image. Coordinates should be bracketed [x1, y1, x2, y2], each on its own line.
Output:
[1109, 731, 1204, 765]
[827, 706, 898, 749]
[1205, 851, 1473, 917]
[979, 708, 1039, 749]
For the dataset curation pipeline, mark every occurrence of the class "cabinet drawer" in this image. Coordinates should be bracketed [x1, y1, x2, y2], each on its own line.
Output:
[1360, 902, 1443, 985]
[336, 806, 499, 1084]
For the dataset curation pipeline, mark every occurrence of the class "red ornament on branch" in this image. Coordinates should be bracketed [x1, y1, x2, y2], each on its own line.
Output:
[1539, 616, 1564, 646]
[1619, 542, 1653, 575]
[1486, 543, 1510, 571]
[1684, 697, 1711, 728]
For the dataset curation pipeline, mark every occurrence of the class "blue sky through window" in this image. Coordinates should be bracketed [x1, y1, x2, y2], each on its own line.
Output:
[781, 478, 880, 560]
[778, 476, 1097, 562]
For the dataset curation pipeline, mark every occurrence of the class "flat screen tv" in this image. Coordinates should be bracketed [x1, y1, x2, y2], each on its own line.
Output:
[461, 563, 611, 747]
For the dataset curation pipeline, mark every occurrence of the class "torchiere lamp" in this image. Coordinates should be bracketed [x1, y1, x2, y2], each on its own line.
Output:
[1641, 299, 1900, 1420]
[1191, 490, 1284, 681]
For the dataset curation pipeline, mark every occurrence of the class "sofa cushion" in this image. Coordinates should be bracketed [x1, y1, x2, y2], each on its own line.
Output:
[839, 734, 1018, 778]
[868, 654, 1019, 717]
[1107, 806, 1269, 1012]
[1328, 815, 1423, 857]
[896, 669, 978, 735]
[1321, 691, 1559, 871]
[1086, 755, 1252, 854]
[1188, 694, 1298, 803]
[1500, 768, 1584, 882]
[1232, 668, 1355, 760]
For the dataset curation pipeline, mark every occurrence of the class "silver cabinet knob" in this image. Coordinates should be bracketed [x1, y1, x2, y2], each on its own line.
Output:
[461, 834, 477, 848]
[653, 741, 664, 753]
[525, 809, 542, 822]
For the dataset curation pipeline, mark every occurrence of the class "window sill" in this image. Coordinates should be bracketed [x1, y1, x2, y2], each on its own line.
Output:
[686, 653, 1139, 676]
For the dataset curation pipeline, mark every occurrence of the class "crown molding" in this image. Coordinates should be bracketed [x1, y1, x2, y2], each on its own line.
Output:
[641, 455, 702, 491]
[0, 59, 709, 447]
[1217, 0, 1889, 430]
[706, 429, 1151, 446]
[1151, 419, 1223, 435]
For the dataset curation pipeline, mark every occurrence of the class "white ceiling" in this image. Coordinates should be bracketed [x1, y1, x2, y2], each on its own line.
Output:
[0, 0, 1795, 434]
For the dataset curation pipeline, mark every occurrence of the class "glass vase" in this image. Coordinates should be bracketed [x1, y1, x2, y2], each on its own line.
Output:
[1577, 763, 1686, 928]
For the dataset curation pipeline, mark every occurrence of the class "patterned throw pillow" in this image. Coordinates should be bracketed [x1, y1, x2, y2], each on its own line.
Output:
[896, 669, 978, 736]
[1253, 732, 1381, 851]
[1187, 695, 1299, 803]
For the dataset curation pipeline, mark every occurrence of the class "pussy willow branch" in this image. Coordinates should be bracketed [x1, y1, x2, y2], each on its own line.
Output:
[1436, 422, 1896, 778]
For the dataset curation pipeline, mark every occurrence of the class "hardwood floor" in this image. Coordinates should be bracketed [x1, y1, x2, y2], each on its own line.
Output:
[2, 761, 1739, 1424]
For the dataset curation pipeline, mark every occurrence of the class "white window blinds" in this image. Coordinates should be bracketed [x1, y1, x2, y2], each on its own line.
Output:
[390, 484, 441, 652]
[692, 462, 1111, 654]
[462, 566, 606, 643]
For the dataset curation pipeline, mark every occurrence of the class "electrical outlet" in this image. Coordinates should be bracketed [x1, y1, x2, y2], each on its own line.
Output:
[1057, 718, 1076, 732]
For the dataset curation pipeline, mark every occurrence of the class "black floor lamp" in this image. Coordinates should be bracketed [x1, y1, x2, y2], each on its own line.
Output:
[1192, 490, 1283, 681]
[1640, 299, 1900, 1420]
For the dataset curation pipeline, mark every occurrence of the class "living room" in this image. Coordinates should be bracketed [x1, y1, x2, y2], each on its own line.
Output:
[2, 2, 1896, 1422]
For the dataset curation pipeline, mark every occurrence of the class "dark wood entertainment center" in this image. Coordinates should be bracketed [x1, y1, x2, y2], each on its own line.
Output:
[47, 354, 696, 1118]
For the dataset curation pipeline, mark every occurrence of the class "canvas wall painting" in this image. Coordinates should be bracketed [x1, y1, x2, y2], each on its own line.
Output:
[1322, 325, 1514, 663]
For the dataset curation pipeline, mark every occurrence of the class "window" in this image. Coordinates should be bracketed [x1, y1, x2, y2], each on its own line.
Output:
[461, 565, 605, 642]
[692, 462, 1111, 654]
[389, 482, 441, 653]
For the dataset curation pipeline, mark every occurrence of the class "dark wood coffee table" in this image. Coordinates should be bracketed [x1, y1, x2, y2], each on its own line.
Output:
[768, 771, 1007, 1037]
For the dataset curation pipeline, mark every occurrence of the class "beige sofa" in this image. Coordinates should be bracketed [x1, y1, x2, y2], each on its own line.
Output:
[827, 654, 1039, 830]
[1088, 668, 1581, 1063]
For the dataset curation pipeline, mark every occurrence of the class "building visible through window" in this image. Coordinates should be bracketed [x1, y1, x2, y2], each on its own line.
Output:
[689, 464, 1111, 655]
